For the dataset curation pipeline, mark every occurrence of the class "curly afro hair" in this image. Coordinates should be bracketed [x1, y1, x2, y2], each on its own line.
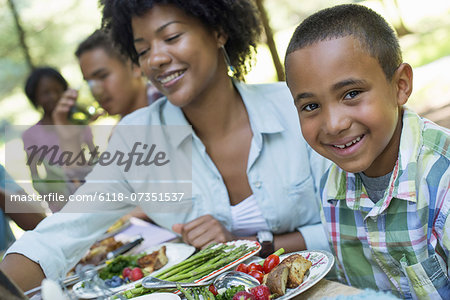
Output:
[100, 0, 262, 81]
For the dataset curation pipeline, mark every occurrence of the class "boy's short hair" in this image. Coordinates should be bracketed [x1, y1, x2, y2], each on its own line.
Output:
[286, 4, 402, 81]
[75, 29, 128, 65]
[24, 67, 68, 108]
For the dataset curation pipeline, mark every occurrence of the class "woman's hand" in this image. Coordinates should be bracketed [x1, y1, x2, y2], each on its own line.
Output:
[52, 88, 78, 126]
[172, 214, 236, 249]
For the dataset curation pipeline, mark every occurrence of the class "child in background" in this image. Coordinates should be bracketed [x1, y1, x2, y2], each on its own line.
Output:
[51, 30, 163, 220]
[22, 67, 95, 211]
[285, 4, 449, 299]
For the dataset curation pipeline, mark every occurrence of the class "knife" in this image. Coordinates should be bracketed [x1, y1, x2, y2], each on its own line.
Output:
[106, 236, 144, 260]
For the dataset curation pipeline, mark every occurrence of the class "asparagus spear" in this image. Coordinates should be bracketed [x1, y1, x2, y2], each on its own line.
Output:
[257, 248, 285, 266]
[177, 284, 195, 300]
[157, 244, 230, 279]
[121, 243, 256, 298]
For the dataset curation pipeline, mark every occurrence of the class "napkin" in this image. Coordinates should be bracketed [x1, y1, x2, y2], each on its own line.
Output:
[41, 279, 69, 300]
[115, 217, 177, 253]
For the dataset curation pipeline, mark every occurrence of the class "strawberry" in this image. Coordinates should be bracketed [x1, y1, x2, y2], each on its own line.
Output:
[250, 285, 271, 300]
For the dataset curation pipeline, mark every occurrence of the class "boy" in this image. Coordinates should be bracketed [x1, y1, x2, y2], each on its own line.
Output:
[52, 29, 162, 126]
[285, 4, 449, 299]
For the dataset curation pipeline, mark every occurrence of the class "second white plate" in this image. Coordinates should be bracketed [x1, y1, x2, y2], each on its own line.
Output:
[72, 242, 195, 299]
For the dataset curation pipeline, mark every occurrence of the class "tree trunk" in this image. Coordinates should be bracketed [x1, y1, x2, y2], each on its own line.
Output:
[7, 0, 34, 70]
[255, 0, 285, 81]
[392, 0, 412, 36]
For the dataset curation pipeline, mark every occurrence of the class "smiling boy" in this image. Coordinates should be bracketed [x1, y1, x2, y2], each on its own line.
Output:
[285, 4, 450, 299]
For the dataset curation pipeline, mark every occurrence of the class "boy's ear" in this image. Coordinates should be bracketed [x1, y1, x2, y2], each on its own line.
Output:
[393, 63, 413, 106]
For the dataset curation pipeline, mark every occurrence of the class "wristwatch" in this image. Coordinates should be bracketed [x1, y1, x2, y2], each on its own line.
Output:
[257, 230, 274, 258]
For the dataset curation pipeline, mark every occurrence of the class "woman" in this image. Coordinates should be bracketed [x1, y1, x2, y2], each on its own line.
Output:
[1, 0, 329, 291]
[101, 0, 328, 250]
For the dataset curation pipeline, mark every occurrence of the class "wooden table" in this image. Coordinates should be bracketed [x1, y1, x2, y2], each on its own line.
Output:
[292, 279, 362, 299]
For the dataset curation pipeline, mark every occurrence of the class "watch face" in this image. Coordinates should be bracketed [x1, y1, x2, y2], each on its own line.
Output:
[257, 231, 273, 242]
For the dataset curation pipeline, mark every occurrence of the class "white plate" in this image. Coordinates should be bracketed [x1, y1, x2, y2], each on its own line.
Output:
[274, 250, 335, 299]
[119, 240, 261, 298]
[72, 242, 195, 299]
[132, 292, 181, 300]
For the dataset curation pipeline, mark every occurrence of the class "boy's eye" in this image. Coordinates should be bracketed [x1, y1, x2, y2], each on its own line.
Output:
[344, 90, 361, 100]
[302, 103, 319, 112]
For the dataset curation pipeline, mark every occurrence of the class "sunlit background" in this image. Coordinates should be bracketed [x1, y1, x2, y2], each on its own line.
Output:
[1, 0, 449, 126]
[1, 0, 449, 185]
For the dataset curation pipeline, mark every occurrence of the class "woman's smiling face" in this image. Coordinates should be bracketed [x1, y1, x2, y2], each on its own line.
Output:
[132, 4, 227, 108]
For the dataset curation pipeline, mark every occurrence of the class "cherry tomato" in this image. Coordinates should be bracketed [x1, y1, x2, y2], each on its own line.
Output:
[248, 263, 264, 273]
[263, 254, 280, 274]
[209, 284, 218, 296]
[248, 270, 265, 284]
[236, 263, 249, 274]
[122, 267, 132, 279]
[129, 267, 144, 281]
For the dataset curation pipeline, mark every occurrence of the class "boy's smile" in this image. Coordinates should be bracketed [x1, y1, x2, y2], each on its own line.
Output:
[286, 36, 411, 177]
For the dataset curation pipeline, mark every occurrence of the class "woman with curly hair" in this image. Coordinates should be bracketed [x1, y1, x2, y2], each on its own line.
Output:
[1, 1, 329, 290]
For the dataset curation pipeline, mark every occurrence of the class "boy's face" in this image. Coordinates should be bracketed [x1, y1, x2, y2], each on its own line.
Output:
[286, 36, 410, 176]
[79, 48, 143, 117]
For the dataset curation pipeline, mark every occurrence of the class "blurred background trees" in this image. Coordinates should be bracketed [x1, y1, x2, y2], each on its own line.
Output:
[1, 0, 449, 130]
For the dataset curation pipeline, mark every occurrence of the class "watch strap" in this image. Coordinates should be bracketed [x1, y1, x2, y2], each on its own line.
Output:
[257, 231, 274, 259]
[259, 240, 275, 259]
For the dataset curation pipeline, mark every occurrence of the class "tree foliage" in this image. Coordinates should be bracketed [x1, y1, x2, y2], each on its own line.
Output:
[0, 0, 101, 99]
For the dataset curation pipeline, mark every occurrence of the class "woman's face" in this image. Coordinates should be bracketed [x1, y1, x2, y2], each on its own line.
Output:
[35, 76, 66, 114]
[132, 4, 227, 108]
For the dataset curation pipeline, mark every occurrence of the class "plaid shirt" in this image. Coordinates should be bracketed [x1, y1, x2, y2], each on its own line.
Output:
[320, 108, 450, 299]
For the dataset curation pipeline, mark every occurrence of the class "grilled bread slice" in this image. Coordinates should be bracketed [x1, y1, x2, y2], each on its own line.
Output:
[137, 245, 168, 273]
[265, 263, 289, 296]
[279, 254, 312, 288]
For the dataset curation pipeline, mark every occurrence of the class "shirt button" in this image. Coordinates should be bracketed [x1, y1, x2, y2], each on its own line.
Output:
[391, 269, 399, 276]
[254, 181, 262, 188]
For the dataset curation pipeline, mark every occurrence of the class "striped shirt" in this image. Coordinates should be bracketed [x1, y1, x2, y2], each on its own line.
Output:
[320, 108, 450, 299]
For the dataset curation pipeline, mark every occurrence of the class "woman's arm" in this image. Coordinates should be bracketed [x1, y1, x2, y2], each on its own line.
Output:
[237, 231, 306, 253]
[173, 215, 306, 252]
[0, 188, 46, 231]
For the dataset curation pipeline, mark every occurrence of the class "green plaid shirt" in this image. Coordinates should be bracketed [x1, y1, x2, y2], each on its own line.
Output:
[320, 108, 450, 299]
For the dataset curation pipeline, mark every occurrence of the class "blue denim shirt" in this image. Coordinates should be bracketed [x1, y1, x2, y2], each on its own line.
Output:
[6, 81, 330, 280]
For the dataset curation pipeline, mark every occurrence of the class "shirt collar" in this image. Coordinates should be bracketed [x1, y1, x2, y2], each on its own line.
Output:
[233, 80, 285, 135]
[325, 108, 421, 209]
